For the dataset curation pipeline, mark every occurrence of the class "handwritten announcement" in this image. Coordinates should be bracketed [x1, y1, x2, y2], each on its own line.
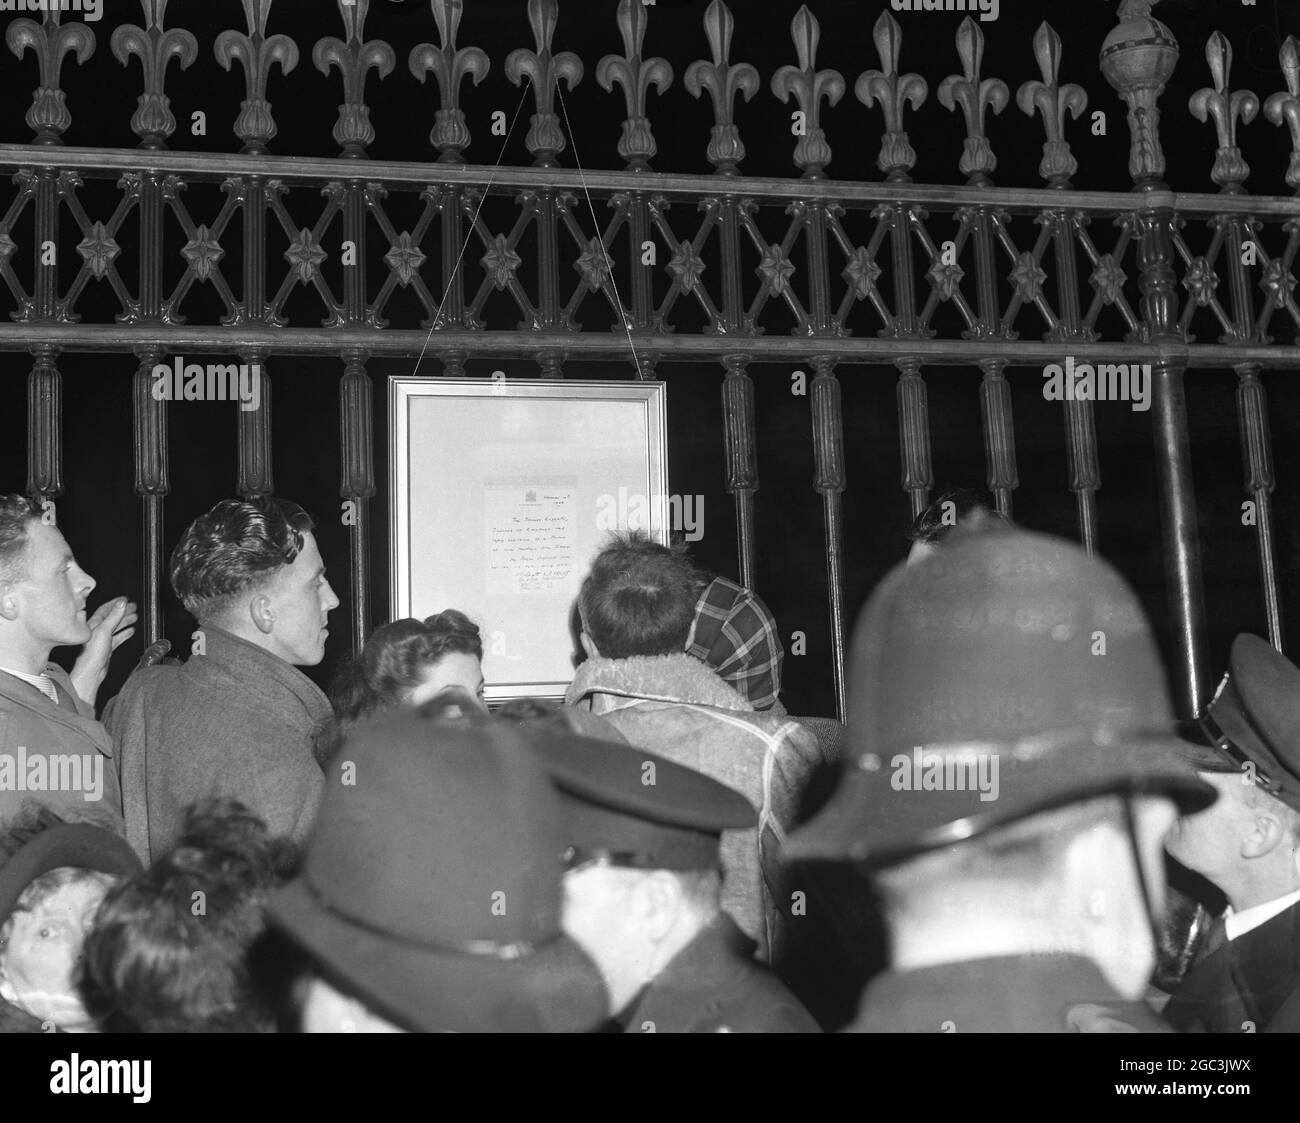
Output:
[484, 482, 577, 596]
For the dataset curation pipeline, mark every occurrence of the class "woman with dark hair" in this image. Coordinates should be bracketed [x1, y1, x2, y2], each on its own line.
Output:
[314, 610, 486, 768]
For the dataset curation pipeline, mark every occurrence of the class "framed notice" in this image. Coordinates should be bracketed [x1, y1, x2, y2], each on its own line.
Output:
[389, 377, 670, 703]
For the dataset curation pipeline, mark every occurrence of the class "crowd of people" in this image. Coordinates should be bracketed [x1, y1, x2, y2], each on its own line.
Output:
[0, 487, 1298, 1032]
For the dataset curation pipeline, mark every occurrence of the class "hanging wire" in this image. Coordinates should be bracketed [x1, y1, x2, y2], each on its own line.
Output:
[555, 79, 644, 380]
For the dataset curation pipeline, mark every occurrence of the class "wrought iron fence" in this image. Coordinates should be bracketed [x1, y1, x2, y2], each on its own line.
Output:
[2, 0, 1298, 719]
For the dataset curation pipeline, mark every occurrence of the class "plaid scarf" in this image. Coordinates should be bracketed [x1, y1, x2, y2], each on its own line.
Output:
[685, 577, 784, 712]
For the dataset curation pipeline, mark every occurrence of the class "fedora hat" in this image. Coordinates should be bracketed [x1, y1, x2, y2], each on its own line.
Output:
[267, 713, 608, 1033]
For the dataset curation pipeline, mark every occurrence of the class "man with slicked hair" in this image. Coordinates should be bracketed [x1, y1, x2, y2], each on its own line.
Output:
[107, 497, 339, 864]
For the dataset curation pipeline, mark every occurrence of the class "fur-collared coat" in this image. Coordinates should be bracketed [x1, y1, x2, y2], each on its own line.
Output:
[565, 652, 827, 965]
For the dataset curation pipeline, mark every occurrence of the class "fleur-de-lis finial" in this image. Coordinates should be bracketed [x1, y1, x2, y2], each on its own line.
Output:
[855, 11, 928, 181]
[937, 18, 1007, 184]
[214, 0, 300, 154]
[1016, 22, 1087, 187]
[505, 0, 583, 168]
[685, 0, 759, 175]
[1265, 36, 1300, 192]
[314, 0, 396, 158]
[111, 0, 198, 149]
[597, 0, 674, 171]
[771, 5, 845, 179]
[410, 0, 490, 162]
[5, 5, 96, 145]
[1189, 32, 1258, 190]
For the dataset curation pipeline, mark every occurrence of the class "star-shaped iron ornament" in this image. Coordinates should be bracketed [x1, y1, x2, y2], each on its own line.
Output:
[181, 225, 224, 283]
[757, 243, 795, 297]
[384, 231, 425, 287]
[1090, 253, 1127, 305]
[667, 240, 705, 295]
[481, 234, 521, 292]
[1182, 256, 1219, 307]
[77, 221, 120, 281]
[285, 228, 327, 284]
[842, 246, 882, 300]
[1009, 251, 1046, 304]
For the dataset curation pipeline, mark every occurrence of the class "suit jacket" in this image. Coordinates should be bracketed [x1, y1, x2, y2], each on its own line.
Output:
[105, 626, 330, 865]
[0, 665, 124, 836]
[850, 955, 1173, 1033]
[614, 913, 821, 1033]
[1163, 901, 1300, 1033]
[566, 653, 827, 964]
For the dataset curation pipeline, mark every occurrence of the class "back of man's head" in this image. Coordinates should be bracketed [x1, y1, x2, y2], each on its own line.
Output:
[578, 532, 699, 660]
[170, 497, 313, 624]
[0, 494, 42, 585]
[79, 798, 297, 1033]
[874, 793, 1176, 1000]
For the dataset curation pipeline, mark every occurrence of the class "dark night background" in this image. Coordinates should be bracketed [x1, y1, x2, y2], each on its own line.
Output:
[1, 0, 1299, 719]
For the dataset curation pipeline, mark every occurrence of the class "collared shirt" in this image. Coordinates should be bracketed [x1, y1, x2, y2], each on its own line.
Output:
[685, 577, 784, 712]
[0, 665, 60, 705]
[1225, 887, 1300, 943]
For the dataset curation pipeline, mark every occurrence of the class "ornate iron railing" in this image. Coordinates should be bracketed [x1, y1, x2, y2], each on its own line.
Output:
[2, 0, 1298, 719]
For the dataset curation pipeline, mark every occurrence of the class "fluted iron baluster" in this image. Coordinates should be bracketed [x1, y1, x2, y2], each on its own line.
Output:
[315, 0, 395, 159]
[810, 356, 847, 721]
[341, 349, 374, 654]
[722, 354, 758, 591]
[597, 0, 673, 171]
[897, 357, 933, 520]
[112, 0, 197, 150]
[978, 359, 1017, 519]
[1018, 23, 1087, 188]
[857, 11, 927, 182]
[215, 0, 299, 155]
[411, 0, 489, 163]
[237, 348, 272, 499]
[5, 6, 95, 145]
[771, 6, 844, 180]
[133, 345, 168, 645]
[27, 344, 62, 503]
[685, 0, 758, 176]
[507, 0, 583, 168]
[1264, 37, 1300, 192]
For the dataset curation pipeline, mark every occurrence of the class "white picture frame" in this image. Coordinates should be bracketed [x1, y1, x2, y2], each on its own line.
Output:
[389, 377, 670, 703]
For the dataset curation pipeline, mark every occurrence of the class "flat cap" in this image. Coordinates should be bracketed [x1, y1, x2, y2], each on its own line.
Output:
[522, 730, 757, 871]
[1178, 634, 1300, 813]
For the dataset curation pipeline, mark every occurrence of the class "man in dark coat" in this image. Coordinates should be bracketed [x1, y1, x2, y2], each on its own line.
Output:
[107, 497, 338, 865]
[524, 727, 819, 1032]
[1163, 634, 1300, 1034]
[787, 520, 1215, 1033]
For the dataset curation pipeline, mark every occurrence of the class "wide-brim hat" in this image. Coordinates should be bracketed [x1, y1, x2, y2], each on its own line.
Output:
[789, 524, 1214, 866]
[268, 876, 606, 1034]
[0, 823, 143, 926]
[266, 714, 608, 1033]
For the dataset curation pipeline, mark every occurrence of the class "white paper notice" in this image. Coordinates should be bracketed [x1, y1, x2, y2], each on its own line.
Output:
[485, 483, 577, 595]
